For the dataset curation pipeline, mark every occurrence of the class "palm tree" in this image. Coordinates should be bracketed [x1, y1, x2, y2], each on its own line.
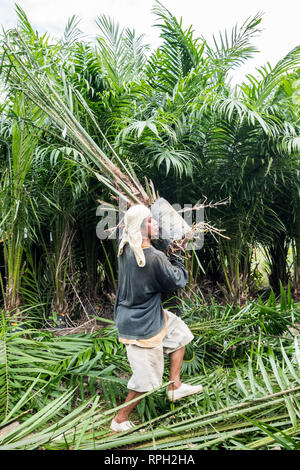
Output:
[3, 2, 300, 305]
[111, 1, 300, 300]
[0, 93, 46, 316]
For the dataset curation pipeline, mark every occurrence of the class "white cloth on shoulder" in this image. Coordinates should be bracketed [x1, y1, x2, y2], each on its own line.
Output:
[118, 204, 151, 267]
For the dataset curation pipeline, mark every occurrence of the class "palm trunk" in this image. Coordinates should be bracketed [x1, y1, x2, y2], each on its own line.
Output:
[294, 205, 300, 296]
[2, 232, 24, 316]
[268, 237, 288, 293]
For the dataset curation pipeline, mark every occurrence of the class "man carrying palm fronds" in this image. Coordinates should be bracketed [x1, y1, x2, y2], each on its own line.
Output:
[110, 204, 203, 432]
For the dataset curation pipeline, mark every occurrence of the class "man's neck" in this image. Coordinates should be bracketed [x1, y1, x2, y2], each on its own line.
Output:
[141, 237, 151, 249]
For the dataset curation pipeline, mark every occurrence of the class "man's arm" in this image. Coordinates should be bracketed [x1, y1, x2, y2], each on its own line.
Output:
[151, 251, 188, 293]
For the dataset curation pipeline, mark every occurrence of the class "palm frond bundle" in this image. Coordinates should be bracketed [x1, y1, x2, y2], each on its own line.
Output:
[1, 31, 150, 208]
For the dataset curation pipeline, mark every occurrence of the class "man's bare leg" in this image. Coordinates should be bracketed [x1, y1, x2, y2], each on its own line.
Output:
[114, 390, 144, 423]
[168, 346, 185, 391]
[115, 346, 185, 422]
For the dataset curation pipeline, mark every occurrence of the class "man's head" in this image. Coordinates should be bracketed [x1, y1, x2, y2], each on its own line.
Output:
[140, 214, 159, 240]
[118, 204, 157, 266]
[123, 204, 151, 233]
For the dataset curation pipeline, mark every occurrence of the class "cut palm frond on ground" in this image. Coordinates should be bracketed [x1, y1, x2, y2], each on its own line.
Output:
[1, 334, 299, 450]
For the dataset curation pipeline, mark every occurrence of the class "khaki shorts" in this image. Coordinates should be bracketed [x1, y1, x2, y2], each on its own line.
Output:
[125, 310, 194, 392]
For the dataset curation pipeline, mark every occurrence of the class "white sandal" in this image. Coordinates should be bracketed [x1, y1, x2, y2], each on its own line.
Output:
[167, 383, 203, 402]
[110, 419, 134, 432]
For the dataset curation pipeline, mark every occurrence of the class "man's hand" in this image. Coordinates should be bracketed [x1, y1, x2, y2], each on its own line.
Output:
[166, 239, 187, 257]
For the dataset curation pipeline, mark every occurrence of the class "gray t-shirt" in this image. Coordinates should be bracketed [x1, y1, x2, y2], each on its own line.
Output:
[114, 244, 188, 340]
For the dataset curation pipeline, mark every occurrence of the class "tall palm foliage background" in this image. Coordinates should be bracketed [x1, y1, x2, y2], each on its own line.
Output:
[0, 1, 300, 450]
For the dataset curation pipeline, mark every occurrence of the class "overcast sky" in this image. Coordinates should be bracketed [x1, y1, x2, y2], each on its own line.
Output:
[1, 0, 300, 84]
